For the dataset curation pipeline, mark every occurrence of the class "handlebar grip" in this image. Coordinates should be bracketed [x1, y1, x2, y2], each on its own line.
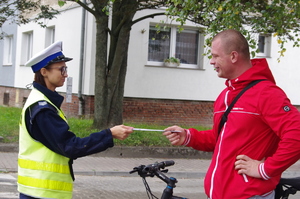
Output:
[143, 160, 175, 172]
[162, 160, 175, 167]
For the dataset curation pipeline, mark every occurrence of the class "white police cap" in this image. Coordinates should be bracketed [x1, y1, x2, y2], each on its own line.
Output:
[25, 41, 73, 73]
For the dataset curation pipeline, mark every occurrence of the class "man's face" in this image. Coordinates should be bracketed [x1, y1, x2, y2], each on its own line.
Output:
[210, 38, 235, 79]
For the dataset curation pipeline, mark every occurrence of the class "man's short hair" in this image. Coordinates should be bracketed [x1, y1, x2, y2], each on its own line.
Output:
[212, 29, 250, 60]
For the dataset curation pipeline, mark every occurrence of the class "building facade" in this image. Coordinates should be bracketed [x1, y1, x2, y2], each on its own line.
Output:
[0, 2, 300, 127]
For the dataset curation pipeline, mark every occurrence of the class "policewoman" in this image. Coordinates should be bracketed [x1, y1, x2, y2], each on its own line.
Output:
[18, 41, 133, 199]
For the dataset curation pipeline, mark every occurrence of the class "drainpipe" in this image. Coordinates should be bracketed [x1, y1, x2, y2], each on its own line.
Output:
[78, 0, 86, 117]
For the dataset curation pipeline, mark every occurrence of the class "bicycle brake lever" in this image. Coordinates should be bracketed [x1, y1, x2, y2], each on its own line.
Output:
[161, 169, 169, 173]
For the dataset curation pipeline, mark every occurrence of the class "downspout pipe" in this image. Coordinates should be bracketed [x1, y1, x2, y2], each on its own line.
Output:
[78, 0, 86, 117]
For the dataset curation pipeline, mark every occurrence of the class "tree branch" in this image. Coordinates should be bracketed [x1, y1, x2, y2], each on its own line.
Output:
[67, 0, 97, 17]
[132, 12, 166, 25]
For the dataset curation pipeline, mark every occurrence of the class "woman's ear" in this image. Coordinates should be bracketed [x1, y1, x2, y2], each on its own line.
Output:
[40, 68, 47, 77]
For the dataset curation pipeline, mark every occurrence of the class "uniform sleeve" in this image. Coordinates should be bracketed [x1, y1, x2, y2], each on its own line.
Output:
[258, 84, 300, 178]
[28, 108, 114, 159]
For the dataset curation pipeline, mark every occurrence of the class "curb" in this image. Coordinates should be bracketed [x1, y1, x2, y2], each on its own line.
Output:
[93, 146, 212, 159]
[0, 143, 19, 153]
[0, 143, 212, 159]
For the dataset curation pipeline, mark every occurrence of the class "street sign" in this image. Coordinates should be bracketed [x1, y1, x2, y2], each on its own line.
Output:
[66, 77, 72, 103]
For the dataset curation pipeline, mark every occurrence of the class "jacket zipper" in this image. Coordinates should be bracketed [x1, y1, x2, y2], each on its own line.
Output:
[209, 90, 230, 199]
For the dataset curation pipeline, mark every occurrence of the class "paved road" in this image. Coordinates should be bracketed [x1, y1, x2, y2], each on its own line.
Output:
[0, 173, 18, 199]
[1, 149, 300, 199]
[1, 173, 300, 199]
[0, 173, 206, 199]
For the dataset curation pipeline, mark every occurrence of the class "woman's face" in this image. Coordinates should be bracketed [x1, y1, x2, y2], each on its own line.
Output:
[41, 62, 68, 91]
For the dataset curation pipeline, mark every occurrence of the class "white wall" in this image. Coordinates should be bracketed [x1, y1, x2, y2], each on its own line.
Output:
[265, 39, 300, 105]
[125, 9, 228, 101]
[14, 3, 86, 94]
[126, 9, 300, 104]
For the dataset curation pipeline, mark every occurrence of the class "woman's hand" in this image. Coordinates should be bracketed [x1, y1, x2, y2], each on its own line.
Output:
[110, 125, 133, 140]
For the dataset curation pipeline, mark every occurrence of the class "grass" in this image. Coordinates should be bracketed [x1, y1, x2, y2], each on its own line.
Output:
[0, 106, 21, 143]
[0, 106, 210, 147]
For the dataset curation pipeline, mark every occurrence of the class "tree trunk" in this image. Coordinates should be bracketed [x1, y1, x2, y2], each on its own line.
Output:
[93, 0, 137, 129]
[107, 24, 131, 127]
[93, 14, 110, 129]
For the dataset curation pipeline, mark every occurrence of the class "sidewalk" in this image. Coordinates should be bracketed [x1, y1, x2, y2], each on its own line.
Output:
[1, 144, 300, 179]
[0, 152, 210, 179]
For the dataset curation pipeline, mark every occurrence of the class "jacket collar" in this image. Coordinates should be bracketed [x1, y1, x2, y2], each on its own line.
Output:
[33, 82, 64, 108]
[225, 58, 275, 90]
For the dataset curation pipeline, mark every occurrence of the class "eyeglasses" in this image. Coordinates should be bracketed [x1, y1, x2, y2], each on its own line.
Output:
[48, 66, 68, 76]
[60, 66, 68, 76]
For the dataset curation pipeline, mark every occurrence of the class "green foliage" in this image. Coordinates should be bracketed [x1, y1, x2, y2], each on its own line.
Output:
[164, 57, 180, 64]
[0, 106, 210, 146]
[166, 0, 300, 60]
[0, 0, 60, 37]
[58, 1, 66, 7]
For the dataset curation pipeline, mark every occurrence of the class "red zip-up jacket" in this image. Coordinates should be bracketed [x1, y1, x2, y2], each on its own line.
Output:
[185, 58, 300, 199]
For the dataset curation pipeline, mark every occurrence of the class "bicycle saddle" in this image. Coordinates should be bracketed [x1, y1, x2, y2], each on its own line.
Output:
[279, 177, 300, 190]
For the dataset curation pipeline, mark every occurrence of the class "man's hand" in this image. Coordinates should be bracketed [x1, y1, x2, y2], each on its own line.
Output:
[235, 155, 264, 179]
[163, 125, 186, 146]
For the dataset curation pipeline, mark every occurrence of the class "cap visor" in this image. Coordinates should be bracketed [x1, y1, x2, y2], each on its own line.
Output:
[51, 57, 73, 63]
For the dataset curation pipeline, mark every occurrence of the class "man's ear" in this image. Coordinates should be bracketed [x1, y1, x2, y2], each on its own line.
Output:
[231, 51, 239, 63]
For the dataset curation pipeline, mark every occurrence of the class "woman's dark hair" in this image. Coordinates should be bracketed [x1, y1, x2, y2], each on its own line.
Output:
[34, 65, 51, 87]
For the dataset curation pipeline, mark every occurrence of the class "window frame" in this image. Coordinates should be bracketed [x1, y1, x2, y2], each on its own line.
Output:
[147, 24, 204, 70]
[3, 35, 13, 66]
[45, 26, 55, 47]
[256, 34, 271, 58]
[21, 31, 33, 65]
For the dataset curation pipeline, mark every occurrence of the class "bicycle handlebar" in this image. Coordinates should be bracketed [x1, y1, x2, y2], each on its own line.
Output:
[130, 160, 187, 199]
[129, 160, 175, 175]
[144, 160, 175, 172]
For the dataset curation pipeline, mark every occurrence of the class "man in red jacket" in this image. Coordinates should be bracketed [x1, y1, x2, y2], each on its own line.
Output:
[163, 29, 300, 199]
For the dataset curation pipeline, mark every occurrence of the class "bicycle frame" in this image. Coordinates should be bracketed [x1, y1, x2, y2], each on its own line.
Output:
[275, 177, 300, 199]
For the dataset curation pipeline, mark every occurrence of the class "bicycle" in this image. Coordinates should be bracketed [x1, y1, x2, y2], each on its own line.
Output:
[275, 177, 300, 199]
[130, 160, 300, 199]
[129, 160, 187, 199]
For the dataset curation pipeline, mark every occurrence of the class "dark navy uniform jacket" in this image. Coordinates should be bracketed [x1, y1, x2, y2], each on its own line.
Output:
[25, 82, 114, 160]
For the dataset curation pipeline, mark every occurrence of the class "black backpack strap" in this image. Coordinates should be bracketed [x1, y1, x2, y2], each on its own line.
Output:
[218, 79, 265, 135]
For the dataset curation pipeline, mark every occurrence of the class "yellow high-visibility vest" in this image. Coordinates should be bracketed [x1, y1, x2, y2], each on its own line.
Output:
[18, 88, 73, 199]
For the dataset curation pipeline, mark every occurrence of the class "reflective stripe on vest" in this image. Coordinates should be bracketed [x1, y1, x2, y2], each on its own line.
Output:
[18, 175, 73, 192]
[19, 158, 70, 174]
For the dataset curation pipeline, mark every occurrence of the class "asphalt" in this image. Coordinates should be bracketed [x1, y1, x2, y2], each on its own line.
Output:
[1, 143, 300, 179]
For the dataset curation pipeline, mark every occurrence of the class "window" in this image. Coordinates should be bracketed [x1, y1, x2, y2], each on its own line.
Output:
[257, 34, 271, 57]
[45, 26, 55, 47]
[3, 35, 13, 65]
[21, 31, 33, 65]
[148, 25, 203, 69]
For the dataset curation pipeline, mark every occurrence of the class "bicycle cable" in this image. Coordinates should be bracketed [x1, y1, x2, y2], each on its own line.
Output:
[142, 176, 158, 199]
